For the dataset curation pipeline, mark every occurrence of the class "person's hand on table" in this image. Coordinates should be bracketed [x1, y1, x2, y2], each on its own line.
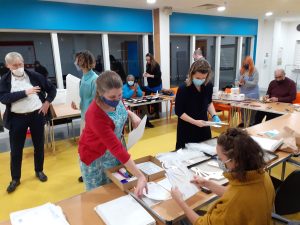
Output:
[212, 115, 221, 123]
[269, 97, 278, 102]
[134, 176, 148, 198]
[171, 186, 184, 204]
[71, 101, 78, 110]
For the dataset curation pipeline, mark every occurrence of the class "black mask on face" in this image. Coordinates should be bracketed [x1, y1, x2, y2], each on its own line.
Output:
[276, 79, 284, 84]
[243, 64, 249, 70]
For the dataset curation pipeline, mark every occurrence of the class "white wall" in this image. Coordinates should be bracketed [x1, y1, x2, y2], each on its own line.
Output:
[256, 19, 300, 91]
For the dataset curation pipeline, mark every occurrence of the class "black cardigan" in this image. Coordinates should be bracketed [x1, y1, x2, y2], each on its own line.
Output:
[146, 63, 162, 88]
[0, 69, 57, 129]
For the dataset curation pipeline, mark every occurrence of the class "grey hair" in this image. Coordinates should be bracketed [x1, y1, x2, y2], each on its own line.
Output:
[275, 68, 286, 76]
[127, 74, 135, 80]
[193, 48, 202, 56]
[95, 70, 123, 98]
[5, 52, 24, 64]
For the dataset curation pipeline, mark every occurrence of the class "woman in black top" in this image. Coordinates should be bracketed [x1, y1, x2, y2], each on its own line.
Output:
[175, 59, 220, 149]
[143, 53, 162, 94]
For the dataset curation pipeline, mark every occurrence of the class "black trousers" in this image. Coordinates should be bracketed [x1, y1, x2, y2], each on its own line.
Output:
[9, 110, 45, 181]
[254, 111, 281, 125]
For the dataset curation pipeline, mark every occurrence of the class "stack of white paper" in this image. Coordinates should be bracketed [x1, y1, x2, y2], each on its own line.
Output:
[95, 195, 156, 225]
[136, 162, 163, 175]
[66, 74, 81, 108]
[185, 143, 217, 156]
[10, 203, 69, 225]
[251, 136, 284, 152]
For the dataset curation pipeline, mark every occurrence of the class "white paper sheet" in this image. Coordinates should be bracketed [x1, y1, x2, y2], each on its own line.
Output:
[127, 115, 147, 149]
[10, 203, 69, 225]
[136, 162, 163, 175]
[95, 195, 155, 225]
[66, 74, 81, 109]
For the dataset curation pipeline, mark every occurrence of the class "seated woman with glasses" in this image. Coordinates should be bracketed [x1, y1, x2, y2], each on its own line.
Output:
[175, 59, 220, 150]
[171, 128, 275, 225]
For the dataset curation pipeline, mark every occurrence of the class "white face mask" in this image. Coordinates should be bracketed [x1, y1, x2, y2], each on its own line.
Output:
[12, 67, 24, 77]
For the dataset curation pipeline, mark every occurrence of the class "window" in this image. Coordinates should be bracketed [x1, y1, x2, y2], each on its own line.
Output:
[219, 36, 238, 89]
[196, 36, 216, 84]
[148, 35, 154, 55]
[241, 37, 252, 63]
[170, 36, 190, 87]
[58, 33, 104, 82]
[108, 34, 143, 83]
[0, 32, 56, 85]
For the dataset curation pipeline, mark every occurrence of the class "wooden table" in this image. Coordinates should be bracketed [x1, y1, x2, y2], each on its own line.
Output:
[213, 99, 298, 127]
[0, 183, 165, 225]
[246, 113, 300, 180]
[48, 104, 81, 152]
[124, 95, 172, 131]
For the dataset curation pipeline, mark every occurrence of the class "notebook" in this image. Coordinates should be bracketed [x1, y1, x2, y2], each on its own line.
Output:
[94, 195, 156, 225]
[251, 136, 284, 152]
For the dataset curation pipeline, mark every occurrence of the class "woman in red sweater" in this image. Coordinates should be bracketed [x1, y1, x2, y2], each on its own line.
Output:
[79, 71, 147, 197]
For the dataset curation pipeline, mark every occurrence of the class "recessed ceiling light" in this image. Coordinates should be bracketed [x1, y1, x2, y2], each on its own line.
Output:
[147, 0, 156, 4]
[217, 6, 226, 12]
[265, 11, 273, 17]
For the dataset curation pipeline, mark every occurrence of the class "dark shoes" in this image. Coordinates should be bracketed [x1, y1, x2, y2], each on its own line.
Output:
[78, 176, 83, 182]
[7, 172, 47, 193]
[146, 121, 154, 128]
[36, 171, 48, 182]
[7, 180, 20, 193]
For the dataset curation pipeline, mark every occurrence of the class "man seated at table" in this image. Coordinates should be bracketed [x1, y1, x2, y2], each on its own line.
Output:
[254, 69, 296, 124]
[123, 74, 154, 128]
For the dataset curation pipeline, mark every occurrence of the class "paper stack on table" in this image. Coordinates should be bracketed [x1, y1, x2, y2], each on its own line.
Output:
[10, 202, 69, 225]
[251, 136, 284, 152]
[95, 195, 156, 225]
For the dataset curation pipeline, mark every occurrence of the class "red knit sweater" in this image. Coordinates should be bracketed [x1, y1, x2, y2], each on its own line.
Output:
[78, 100, 130, 166]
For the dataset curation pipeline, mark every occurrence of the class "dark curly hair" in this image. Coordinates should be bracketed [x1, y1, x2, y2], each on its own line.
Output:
[75, 50, 95, 71]
[217, 128, 266, 181]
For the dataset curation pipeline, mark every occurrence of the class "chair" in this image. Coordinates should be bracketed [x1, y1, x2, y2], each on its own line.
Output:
[293, 92, 300, 104]
[271, 170, 300, 224]
[169, 87, 178, 118]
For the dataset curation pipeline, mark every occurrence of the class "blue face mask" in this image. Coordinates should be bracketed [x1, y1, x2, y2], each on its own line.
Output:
[100, 96, 119, 108]
[217, 157, 231, 172]
[127, 81, 134, 86]
[193, 78, 205, 87]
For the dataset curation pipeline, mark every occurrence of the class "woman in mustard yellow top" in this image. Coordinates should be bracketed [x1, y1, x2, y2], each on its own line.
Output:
[171, 128, 275, 225]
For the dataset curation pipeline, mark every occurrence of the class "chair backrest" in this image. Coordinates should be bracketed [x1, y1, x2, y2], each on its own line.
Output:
[275, 170, 300, 215]
[293, 92, 300, 104]
[170, 87, 179, 95]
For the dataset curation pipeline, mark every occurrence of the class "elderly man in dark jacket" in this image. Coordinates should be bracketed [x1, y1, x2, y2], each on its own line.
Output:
[0, 52, 56, 193]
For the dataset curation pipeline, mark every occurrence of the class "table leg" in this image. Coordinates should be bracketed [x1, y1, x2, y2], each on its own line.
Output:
[51, 119, 55, 153]
[165, 100, 169, 121]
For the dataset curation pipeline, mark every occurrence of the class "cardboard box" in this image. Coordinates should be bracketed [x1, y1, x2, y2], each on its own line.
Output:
[105, 164, 138, 191]
[134, 155, 165, 182]
[105, 155, 165, 191]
